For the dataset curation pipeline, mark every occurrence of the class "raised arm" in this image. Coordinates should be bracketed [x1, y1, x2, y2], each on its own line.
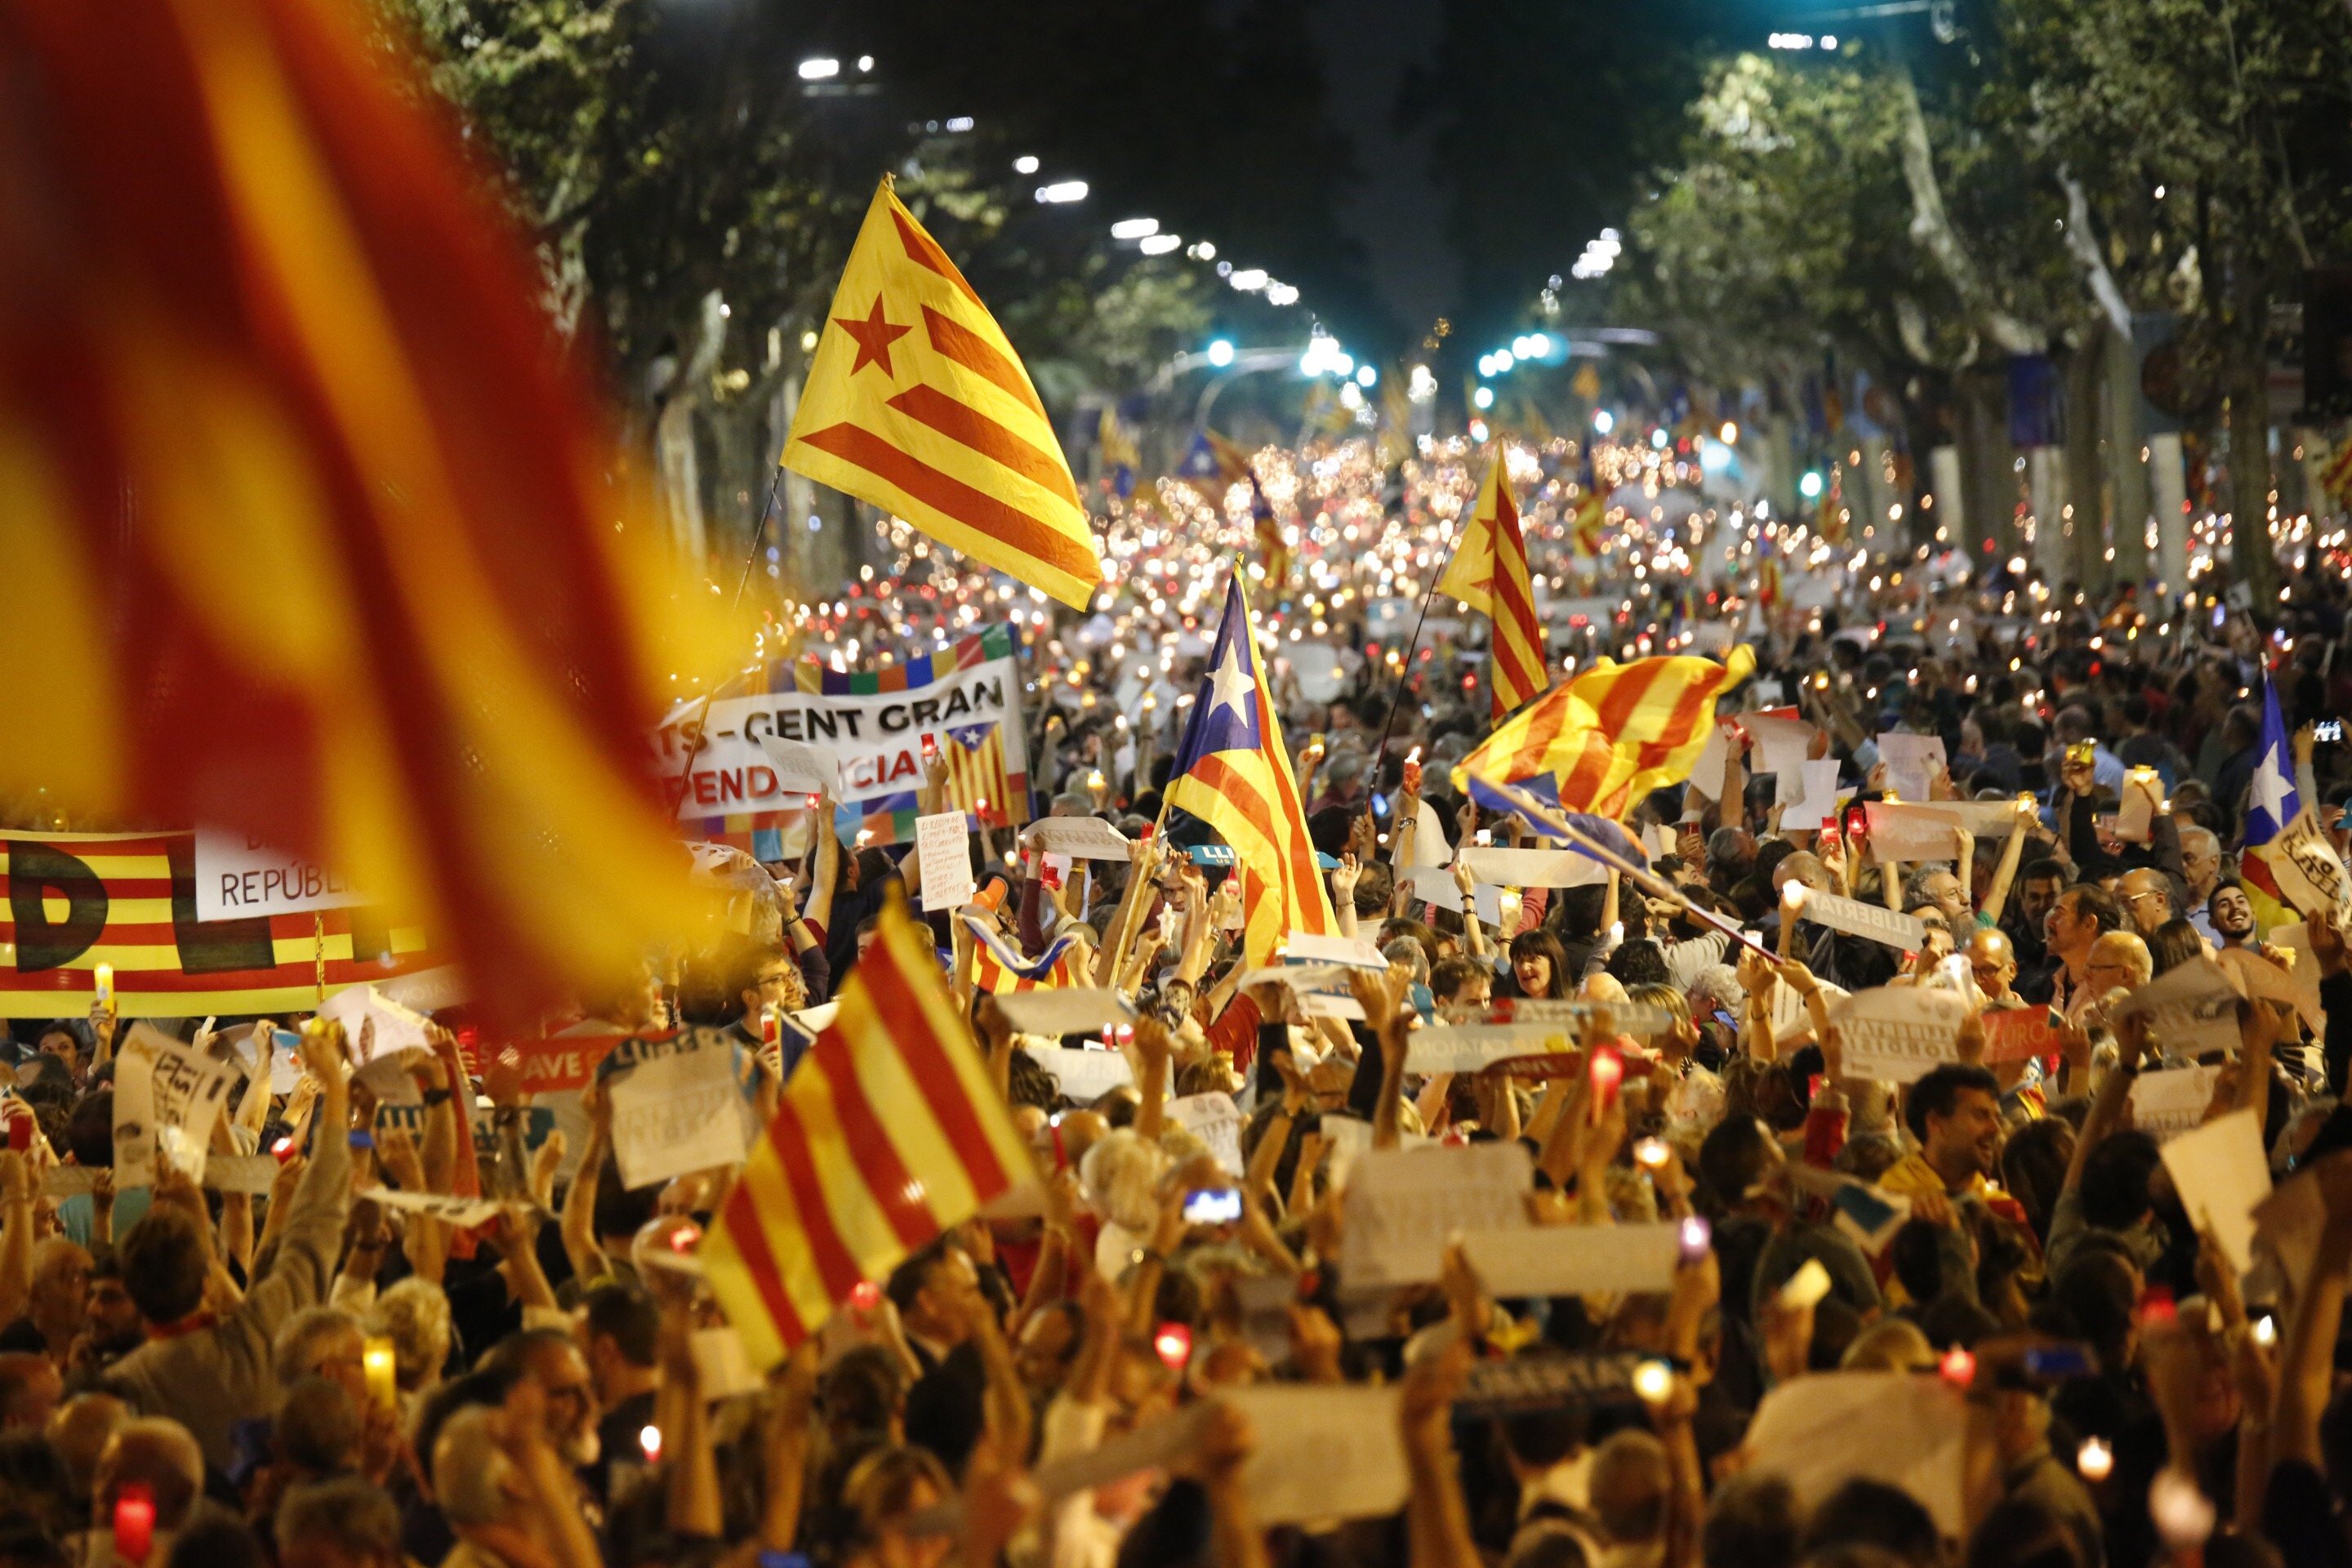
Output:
[1978, 797, 2037, 924]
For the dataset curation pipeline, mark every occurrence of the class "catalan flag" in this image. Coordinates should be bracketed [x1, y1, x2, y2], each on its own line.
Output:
[1453, 648, 1757, 822]
[1569, 450, 1606, 559]
[960, 914, 1087, 994]
[0, 0, 727, 1030]
[1165, 574, 1335, 964]
[785, 178, 1104, 610]
[1250, 473, 1292, 592]
[702, 892, 1034, 1367]
[1437, 452, 1547, 720]
[941, 723, 1014, 828]
[2242, 673, 2302, 931]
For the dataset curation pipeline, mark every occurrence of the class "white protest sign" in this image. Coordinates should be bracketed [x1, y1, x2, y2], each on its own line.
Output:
[1454, 847, 1606, 889]
[1784, 759, 1844, 832]
[1298, 991, 1366, 1022]
[2160, 1107, 2270, 1275]
[2129, 1066, 2216, 1143]
[315, 984, 433, 1065]
[991, 989, 1134, 1037]
[1864, 802, 1962, 864]
[1826, 987, 1969, 1082]
[1458, 1221, 1681, 1298]
[1922, 799, 2032, 839]
[113, 1025, 241, 1187]
[1406, 866, 1466, 915]
[2116, 768, 2161, 843]
[689, 1325, 763, 1401]
[2113, 954, 2242, 1060]
[915, 812, 976, 912]
[1342, 1142, 1531, 1287]
[1167, 1094, 1246, 1176]
[370, 1187, 509, 1228]
[1223, 1386, 1408, 1525]
[193, 829, 367, 923]
[1741, 712, 1815, 800]
[1770, 973, 1849, 1047]
[1876, 733, 1946, 804]
[1410, 800, 1451, 867]
[1035, 1047, 1135, 1102]
[2262, 811, 2352, 929]
[754, 735, 843, 797]
[203, 1153, 282, 1196]
[1688, 720, 1736, 802]
[354, 1052, 424, 1107]
[654, 628, 1029, 836]
[605, 1033, 751, 1190]
[1745, 1373, 1969, 1536]
[1790, 888, 1925, 952]
[1283, 933, 1390, 970]
[1018, 816, 1134, 861]
[225, 1023, 304, 1094]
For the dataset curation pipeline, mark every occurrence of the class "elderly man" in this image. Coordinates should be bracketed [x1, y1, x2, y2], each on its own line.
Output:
[2117, 867, 2179, 940]
[2180, 826, 2225, 938]
[432, 1403, 603, 1568]
[277, 1477, 408, 1568]
[1966, 927, 2025, 1009]
[2029, 884, 2123, 1018]
[2078, 930, 2155, 1027]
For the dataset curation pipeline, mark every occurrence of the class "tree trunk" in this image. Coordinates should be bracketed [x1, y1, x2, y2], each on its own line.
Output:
[2104, 323, 2150, 586]
[1953, 367, 2014, 564]
[2224, 260, 2281, 609]
[2063, 334, 2109, 595]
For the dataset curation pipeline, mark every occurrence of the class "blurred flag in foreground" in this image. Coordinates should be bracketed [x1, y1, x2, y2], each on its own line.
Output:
[703, 893, 1034, 1365]
[0, 0, 725, 1028]
[1437, 452, 1546, 720]
[1455, 648, 1757, 822]
[1165, 573, 1334, 964]
[786, 177, 1104, 609]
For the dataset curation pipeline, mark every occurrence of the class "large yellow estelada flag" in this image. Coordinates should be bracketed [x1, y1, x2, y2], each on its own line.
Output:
[786, 178, 1105, 609]
[1437, 451, 1547, 720]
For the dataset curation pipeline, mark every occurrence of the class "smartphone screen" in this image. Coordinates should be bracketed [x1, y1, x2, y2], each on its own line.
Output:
[1182, 1187, 1243, 1224]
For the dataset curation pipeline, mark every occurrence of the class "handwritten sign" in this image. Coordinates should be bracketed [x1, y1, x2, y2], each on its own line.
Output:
[113, 1025, 240, 1186]
[1876, 733, 1947, 804]
[1343, 1143, 1531, 1287]
[606, 1031, 749, 1190]
[2262, 811, 2352, 929]
[1792, 888, 1925, 951]
[1457, 1221, 1681, 1298]
[315, 983, 432, 1065]
[915, 811, 976, 912]
[1166, 1093, 1245, 1175]
[2113, 953, 2242, 1060]
[1827, 987, 1969, 1082]
[2130, 1066, 2217, 1142]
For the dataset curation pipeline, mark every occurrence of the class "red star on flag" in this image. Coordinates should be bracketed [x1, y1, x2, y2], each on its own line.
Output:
[834, 294, 912, 378]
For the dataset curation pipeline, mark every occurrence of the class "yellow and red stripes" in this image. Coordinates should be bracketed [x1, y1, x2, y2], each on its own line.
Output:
[702, 896, 1034, 1368]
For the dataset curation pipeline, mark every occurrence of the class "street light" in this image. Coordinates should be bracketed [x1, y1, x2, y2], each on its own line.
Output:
[1109, 217, 1160, 240]
[1205, 339, 1236, 368]
[1035, 180, 1088, 204]
[797, 57, 840, 79]
[1799, 471, 1825, 499]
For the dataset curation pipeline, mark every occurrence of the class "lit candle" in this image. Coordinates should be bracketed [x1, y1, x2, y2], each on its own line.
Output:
[1677, 1215, 1712, 1262]
[1152, 1321, 1193, 1370]
[2076, 1437, 2113, 1481]
[1633, 1136, 1669, 1169]
[363, 1336, 398, 1409]
[639, 1424, 662, 1464]
[114, 1484, 154, 1565]
[1632, 1359, 1673, 1402]
[92, 962, 114, 1013]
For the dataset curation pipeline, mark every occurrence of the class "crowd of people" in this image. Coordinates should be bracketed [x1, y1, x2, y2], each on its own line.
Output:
[3, 454, 2352, 1568]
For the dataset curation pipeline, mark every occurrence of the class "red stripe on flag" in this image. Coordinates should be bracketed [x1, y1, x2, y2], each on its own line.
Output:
[1194, 753, 1327, 932]
[886, 385, 1083, 510]
[795, 422, 1094, 581]
[1633, 666, 1729, 771]
[808, 1033, 942, 1250]
[1556, 731, 1623, 813]
[718, 1177, 808, 1344]
[1503, 691, 1572, 782]
[1592, 661, 1669, 737]
[889, 208, 987, 310]
[852, 956, 1012, 1194]
[762, 1096, 868, 1302]
[921, 307, 1049, 421]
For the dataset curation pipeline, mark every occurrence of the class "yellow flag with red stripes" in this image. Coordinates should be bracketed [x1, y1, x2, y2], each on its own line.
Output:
[1437, 453, 1548, 719]
[786, 178, 1105, 609]
[702, 890, 1035, 1367]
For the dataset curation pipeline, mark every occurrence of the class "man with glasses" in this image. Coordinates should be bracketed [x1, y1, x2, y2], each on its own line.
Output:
[1966, 928, 2024, 1009]
[2078, 931, 2154, 1026]
[2117, 868, 2180, 940]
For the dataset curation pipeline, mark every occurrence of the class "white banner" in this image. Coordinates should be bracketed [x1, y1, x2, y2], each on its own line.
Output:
[193, 829, 367, 923]
[1827, 987, 1969, 1082]
[2113, 952, 2242, 1059]
[1343, 1143, 1531, 1287]
[606, 1031, 750, 1191]
[653, 631, 1028, 821]
[1792, 889, 1926, 951]
[114, 1024, 241, 1187]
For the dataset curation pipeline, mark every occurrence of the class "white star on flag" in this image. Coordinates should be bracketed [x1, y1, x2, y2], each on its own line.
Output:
[1207, 633, 1255, 728]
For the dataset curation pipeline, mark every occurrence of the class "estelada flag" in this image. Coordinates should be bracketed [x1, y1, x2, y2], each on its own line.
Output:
[0, 830, 440, 1017]
[1437, 452, 1546, 719]
[702, 891, 1034, 1366]
[960, 915, 1088, 994]
[0, 0, 729, 1029]
[940, 723, 1013, 828]
[786, 178, 1105, 610]
[1454, 648, 1757, 822]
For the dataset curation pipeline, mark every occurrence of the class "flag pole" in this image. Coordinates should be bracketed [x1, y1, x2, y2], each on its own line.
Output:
[663, 462, 790, 813]
[1367, 512, 1470, 786]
